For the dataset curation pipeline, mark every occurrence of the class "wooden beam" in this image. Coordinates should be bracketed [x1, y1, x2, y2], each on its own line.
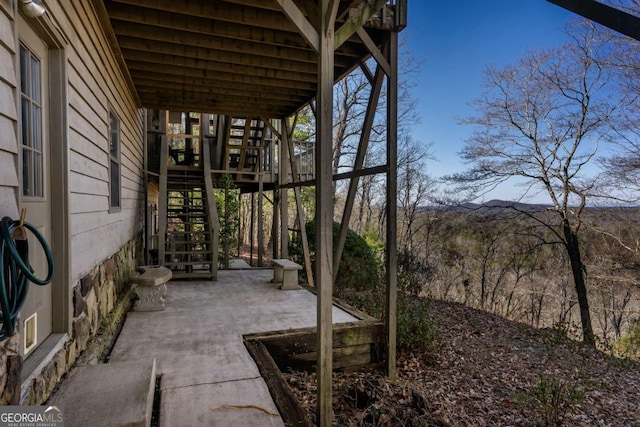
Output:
[384, 33, 398, 380]
[110, 20, 321, 64]
[277, 164, 387, 189]
[135, 85, 307, 107]
[272, 189, 280, 260]
[158, 120, 168, 269]
[258, 168, 264, 267]
[284, 119, 314, 288]
[356, 27, 391, 77]
[119, 48, 318, 83]
[279, 120, 290, 259]
[126, 60, 317, 90]
[335, 0, 388, 49]
[261, 117, 282, 140]
[334, 64, 384, 281]
[108, 3, 311, 49]
[244, 340, 314, 427]
[317, 1, 335, 424]
[275, 0, 320, 52]
[110, 0, 301, 33]
[325, 0, 341, 33]
[202, 131, 220, 280]
[359, 61, 374, 85]
[237, 119, 253, 175]
[135, 79, 309, 104]
[546, 0, 640, 41]
[116, 35, 318, 74]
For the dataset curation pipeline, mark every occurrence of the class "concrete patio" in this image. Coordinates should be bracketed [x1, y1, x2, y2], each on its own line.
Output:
[53, 268, 358, 426]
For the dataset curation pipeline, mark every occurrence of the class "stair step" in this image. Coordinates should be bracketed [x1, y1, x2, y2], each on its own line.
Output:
[51, 358, 156, 427]
[165, 261, 214, 267]
[166, 212, 206, 216]
[165, 249, 212, 254]
[167, 208, 204, 211]
[170, 271, 216, 280]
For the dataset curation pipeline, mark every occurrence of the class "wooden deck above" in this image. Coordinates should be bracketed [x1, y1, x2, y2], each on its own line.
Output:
[98, 0, 406, 117]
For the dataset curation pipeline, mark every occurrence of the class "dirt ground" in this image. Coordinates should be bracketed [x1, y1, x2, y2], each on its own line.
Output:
[284, 299, 640, 426]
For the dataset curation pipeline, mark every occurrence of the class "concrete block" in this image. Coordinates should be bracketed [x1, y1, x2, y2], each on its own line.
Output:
[51, 358, 156, 427]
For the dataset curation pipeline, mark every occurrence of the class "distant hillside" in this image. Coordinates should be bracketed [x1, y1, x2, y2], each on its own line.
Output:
[419, 199, 551, 213]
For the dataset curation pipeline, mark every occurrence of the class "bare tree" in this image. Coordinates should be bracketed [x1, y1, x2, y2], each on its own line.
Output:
[397, 135, 436, 252]
[448, 22, 630, 346]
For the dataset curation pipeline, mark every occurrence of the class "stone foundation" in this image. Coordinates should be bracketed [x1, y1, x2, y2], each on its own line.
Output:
[0, 235, 141, 405]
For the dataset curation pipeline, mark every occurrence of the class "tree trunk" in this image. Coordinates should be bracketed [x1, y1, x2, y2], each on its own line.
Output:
[562, 220, 595, 346]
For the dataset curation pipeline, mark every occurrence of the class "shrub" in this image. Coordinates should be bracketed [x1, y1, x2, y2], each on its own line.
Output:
[291, 220, 382, 292]
[397, 294, 443, 357]
[616, 319, 640, 359]
[517, 375, 584, 426]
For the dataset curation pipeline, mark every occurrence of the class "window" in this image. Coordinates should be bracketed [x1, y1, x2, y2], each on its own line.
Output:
[109, 111, 121, 210]
[20, 43, 43, 198]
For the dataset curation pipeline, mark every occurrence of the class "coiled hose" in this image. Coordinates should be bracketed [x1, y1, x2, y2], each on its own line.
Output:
[0, 216, 54, 340]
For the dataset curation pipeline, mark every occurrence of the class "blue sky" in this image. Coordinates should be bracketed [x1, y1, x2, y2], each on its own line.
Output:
[404, 0, 577, 201]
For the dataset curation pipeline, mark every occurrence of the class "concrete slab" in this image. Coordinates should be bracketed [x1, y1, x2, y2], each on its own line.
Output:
[58, 269, 359, 426]
[110, 333, 260, 390]
[228, 258, 252, 269]
[52, 358, 155, 427]
[160, 379, 285, 427]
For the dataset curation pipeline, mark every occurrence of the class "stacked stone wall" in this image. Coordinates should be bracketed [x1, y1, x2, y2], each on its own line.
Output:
[0, 234, 141, 405]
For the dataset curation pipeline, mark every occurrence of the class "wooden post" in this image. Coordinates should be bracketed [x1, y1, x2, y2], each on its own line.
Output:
[158, 118, 168, 267]
[279, 125, 289, 258]
[202, 134, 220, 280]
[316, 1, 338, 425]
[283, 118, 314, 288]
[224, 181, 230, 269]
[250, 192, 255, 266]
[258, 168, 264, 267]
[272, 189, 280, 260]
[385, 32, 398, 380]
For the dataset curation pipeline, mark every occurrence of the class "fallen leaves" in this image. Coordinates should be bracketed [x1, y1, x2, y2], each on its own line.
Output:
[283, 299, 640, 426]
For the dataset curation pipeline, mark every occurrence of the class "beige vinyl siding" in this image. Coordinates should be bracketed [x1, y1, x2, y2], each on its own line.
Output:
[40, 0, 144, 279]
[0, 2, 18, 219]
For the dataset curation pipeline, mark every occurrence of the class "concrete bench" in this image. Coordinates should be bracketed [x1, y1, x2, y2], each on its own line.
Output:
[131, 266, 172, 311]
[271, 259, 302, 290]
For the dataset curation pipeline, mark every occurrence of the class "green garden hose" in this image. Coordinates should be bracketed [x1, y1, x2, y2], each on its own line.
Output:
[0, 216, 54, 340]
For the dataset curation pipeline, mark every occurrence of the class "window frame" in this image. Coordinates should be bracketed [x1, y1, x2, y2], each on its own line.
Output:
[19, 42, 44, 199]
[108, 110, 121, 212]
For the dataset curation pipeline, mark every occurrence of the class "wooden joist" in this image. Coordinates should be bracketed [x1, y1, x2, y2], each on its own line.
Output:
[244, 320, 384, 371]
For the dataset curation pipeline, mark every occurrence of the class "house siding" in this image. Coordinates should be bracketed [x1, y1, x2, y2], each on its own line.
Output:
[0, 1, 18, 220]
[0, 0, 20, 405]
[0, 0, 145, 404]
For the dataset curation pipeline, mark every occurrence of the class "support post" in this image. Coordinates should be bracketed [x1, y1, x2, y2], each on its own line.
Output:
[272, 189, 280, 260]
[284, 118, 314, 288]
[224, 181, 230, 269]
[250, 192, 255, 266]
[158, 124, 168, 267]
[384, 32, 398, 380]
[316, 2, 337, 425]
[279, 126, 289, 258]
[258, 168, 264, 267]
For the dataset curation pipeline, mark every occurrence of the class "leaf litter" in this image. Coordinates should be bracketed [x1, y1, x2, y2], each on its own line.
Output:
[283, 299, 640, 426]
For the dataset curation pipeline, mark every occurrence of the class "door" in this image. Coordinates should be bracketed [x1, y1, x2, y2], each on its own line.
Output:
[18, 16, 52, 357]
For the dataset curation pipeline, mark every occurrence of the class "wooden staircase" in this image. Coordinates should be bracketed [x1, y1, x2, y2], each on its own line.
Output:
[225, 118, 267, 181]
[161, 168, 216, 279]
